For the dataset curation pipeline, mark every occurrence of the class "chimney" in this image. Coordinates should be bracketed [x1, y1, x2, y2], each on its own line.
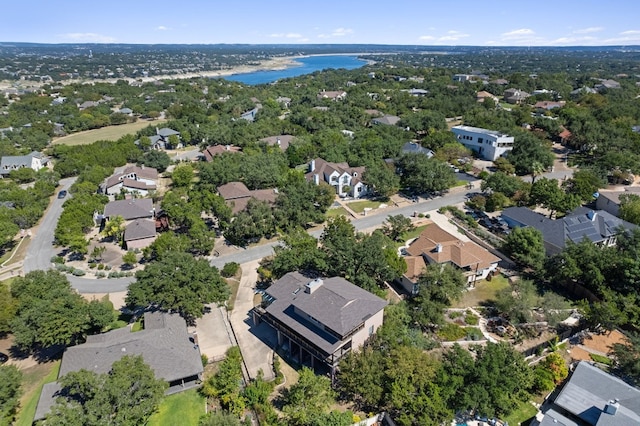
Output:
[225, 145, 230, 151]
[276, 137, 281, 146]
[305, 278, 323, 294]
[604, 399, 619, 415]
[435, 243, 443, 253]
[309, 159, 316, 172]
[587, 210, 597, 221]
[313, 174, 320, 185]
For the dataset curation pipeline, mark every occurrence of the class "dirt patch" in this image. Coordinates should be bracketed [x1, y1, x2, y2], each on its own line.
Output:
[580, 330, 628, 354]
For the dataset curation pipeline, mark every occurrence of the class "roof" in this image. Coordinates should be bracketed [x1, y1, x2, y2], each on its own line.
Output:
[317, 90, 346, 99]
[401, 142, 434, 157]
[260, 134, 295, 151]
[124, 219, 157, 241]
[406, 223, 500, 270]
[122, 178, 156, 191]
[403, 255, 426, 282]
[452, 125, 511, 138]
[372, 114, 401, 126]
[34, 312, 203, 421]
[264, 272, 387, 355]
[103, 165, 158, 190]
[103, 198, 154, 221]
[202, 145, 241, 162]
[597, 188, 640, 206]
[0, 151, 46, 173]
[553, 361, 640, 425]
[156, 127, 180, 137]
[217, 182, 278, 213]
[534, 101, 566, 110]
[305, 158, 366, 186]
[218, 182, 252, 200]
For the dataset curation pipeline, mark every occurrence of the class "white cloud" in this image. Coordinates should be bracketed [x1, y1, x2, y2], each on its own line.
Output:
[620, 30, 640, 35]
[549, 36, 597, 45]
[269, 33, 304, 39]
[61, 33, 116, 43]
[418, 30, 469, 43]
[157, 26, 170, 31]
[331, 27, 353, 37]
[501, 28, 535, 39]
[573, 27, 603, 34]
[419, 35, 436, 41]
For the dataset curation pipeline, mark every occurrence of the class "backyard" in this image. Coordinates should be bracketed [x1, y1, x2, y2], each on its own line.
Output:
[452, 274, 511, 308]
[147, 388, 205, 426]
[15, 361, 61, 426]
[52, 119, 166, 146]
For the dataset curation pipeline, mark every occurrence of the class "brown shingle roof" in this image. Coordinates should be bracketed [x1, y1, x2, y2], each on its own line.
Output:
[103, 198, 154, 221]
[407, 224, 500, 270]
[403, 255, 426, 282]
[218, 182, 252, 200]
[202, 145, 242, 162]
[124, 219, 157, 241]
[259, 135, 295, 151]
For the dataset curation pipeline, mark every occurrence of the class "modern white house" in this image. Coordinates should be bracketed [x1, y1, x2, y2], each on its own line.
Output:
[305, 158, 368, 199]
[451, 125, 514, 161]
[0, 151, 48, 176]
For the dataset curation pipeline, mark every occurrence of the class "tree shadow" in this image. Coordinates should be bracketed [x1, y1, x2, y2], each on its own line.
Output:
[9, 343, 64, 363]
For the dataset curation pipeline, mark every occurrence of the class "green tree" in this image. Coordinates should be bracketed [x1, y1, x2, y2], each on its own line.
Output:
[0, 364, 22, 426]
[362, 161, 400, 199]
[0, 283, 17, 333]
[619, 194, 640, 225]
[9, 167, 36, 183]
[412, 263, 467, 328]
[46, 355, 167, 426]
[102, 215, 125, 242]
[609, 332, 640, 386]
[281, 367, 337, 426]
[141, 150, 171, 172]
[0, 219, 19, 247]
[495, 279, 540, 324]
[126, 252, 229, 322]
[530, 177, 578, 218]
[201, 347, 245, 416]
[271, 228, 326, 279]
[502, 227, 546, 269]
[382, 214, 415, 242]
[397, 154, 456, 194]
[172, 163, 195, 187]
[122, 250, 137, 267]
[563, 169, 603, 202]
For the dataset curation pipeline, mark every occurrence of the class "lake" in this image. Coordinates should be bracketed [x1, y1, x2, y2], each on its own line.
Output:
[223, 55, 367, 85]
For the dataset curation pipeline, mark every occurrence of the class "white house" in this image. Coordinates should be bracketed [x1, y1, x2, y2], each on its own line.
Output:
[0, 151, 48, 176]
[100, 165, 158, 196]
[451, 125, 514, 161]
[305, 158, 367, 199]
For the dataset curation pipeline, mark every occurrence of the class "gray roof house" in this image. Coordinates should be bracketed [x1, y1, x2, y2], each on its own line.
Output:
[401, 141, 434, 157]
[135, 128, 181, 150]
[595, 187, 640, 217]
[534, 361, 640, 426]
[501, 206, 637, 255]
[34, 312, 203, 422]
[0, 151, 48, 176]
[103, 198, 154, 221]
[252, 271, 387, 378]
[260, 134, 296, 151]
[124, 218, 157, 250]
[372, 114, 401, 126]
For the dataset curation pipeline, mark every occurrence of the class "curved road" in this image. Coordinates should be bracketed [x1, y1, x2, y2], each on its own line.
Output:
[25, 178, 474, 293]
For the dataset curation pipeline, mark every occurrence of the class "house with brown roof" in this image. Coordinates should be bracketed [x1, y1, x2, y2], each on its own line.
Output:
[259, 134, 296, 151]
[252, 271, 387, 378]
[476, 90, 499, 103]
[124, 218, 157, 250]
[202, 144, 242, 162]
[399, 255, 427, 295]
[406, 223, 500, 284]
[305, 158, 368, 199]
[217, 181, 278, 214]
[103, 198, 154, 221]
[534, 100, 566, 111]
[503, 88, 531, 104]
[317, 90, 347, 101]
[100, 165, 158, 196]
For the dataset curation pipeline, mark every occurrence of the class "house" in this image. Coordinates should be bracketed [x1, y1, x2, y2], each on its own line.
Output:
[490, 78, 509, 85]
[317, 90, 347, 101]
[453, 74, 472, 82]
[252, 271, 387, 378]
[123, 218, 157, 249]
[595, 79, 621, 91]
[451, 125, 514, 161]
[117, 107, 133, 115]
[202, 144, 242, 162]
[558, 127, 572, 145]
[406, 88, 429, 96]
[534, 100, 566, 111]
[595, 187, 640, 217]
[78, 100, 99, 110]
[372, 114, 401, 126]
[217, 181, 278, 214]
[0, 151, 48, 176]
[571, 86, 597, 96]
[406, 223, 500, 284]
[100, 165, 158, 196]
[401, 141, 434, 158]
[503, 88, 531, 104]
[501, 206, 637, 255]
[260, 134, 296, 151]
[103, 198, 154, 221]
[275, 96, 291, 108]
[240, 106, 260, 122]
[399, 255, 427, 295]
[532, 361, 640, 426]
[135, 128, 181, 150]
[33, 312, 204, 422]
[476, 90, 499, 103]
[305, 158, 368, 199]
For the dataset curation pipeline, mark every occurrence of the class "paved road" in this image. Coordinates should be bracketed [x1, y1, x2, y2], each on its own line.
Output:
[23, 177, 76, 273]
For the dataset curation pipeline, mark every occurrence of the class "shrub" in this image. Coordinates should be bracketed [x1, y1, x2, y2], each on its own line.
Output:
[201, 354, 209, 367]
[448, 311, 463, 319]
[96, 271, 106, 278]
[221, 262, 240, 278]
[465, 311, 479, 325]
[273, 355, 284, 385]
[89, 263, 97, 269]
[418, 213, 425, 218]
[465, 327, 484, 341]
[97, 263, 105, 270]
[51, 256, 65, 264]
[437, 323, 466, 341]
[425, 213, 431, 218]
[589, 353, 613, 366]
[72, 269, 86, 276]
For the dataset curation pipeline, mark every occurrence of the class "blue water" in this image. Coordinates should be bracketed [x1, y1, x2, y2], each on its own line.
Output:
[223, 55, 367, 85]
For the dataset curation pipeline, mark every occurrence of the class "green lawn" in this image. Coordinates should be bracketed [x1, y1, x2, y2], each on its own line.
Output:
[453, 274, 511, 308]
[15, 361, 61, 426]
[52, 119, 167, 146]
[326, 207, 349, 217]
[504, 401, 538, 426]
[347, 200, 383, 214]
[147, 388, 205, 426]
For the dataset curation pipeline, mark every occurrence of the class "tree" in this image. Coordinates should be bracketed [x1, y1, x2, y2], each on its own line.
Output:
[198, 411, 242, 426]
[382, 214, 415, 242]
[271, 228, 326, 279]
[412, 263, 466, 328]
[101, 215, 125, 242]
[0, 219, 19, 247]
[90, 245, 106, 262]
[281, 367, 337, 426]
[502, 227, 546, 269]
[0, 365, 22, 426]
[9, 167, 36, 183]
[0, 283, 17, 334]
[362, 161, 400, 199]
[609, 332, 640, 386]
[397, 154, 456, 194]
[529, 178, 578, 218]
[141, 150, 171, 172]
[201, 347, 245, 416]
[172, 163, 195, 187]
[507, 132, 554, 176]
[563, 169, 603, 202]
[619, 194, 640, 225]
[495, 279, 540, 324]
[10, 270, 92, 350]
[126, 252, 229, 322]
[122, 250, 137, 267]
[46, 355, 167, 426]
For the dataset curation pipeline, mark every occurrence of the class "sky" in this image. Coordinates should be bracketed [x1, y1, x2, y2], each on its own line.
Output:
[2, 0, 640, 46]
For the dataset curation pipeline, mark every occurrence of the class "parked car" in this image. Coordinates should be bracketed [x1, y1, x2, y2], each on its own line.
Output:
[57, 190, 67, 199]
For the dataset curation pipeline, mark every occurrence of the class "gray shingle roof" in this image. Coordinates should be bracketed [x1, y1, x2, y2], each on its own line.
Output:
[264, 272, 387, 355]
[124, 219, 156, 241]
[401, 142, 434, 157]
[103, 198, 154, 221]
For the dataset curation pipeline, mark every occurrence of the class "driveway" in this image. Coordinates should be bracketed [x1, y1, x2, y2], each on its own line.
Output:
[193, 305, 235, 363]
[229, 260, 276, 381]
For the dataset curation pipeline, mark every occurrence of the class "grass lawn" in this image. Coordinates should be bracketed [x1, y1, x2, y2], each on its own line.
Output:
[52, 120, 167, 146]
[504, 401, 538, 426]
[0, 236, 30, 266]
[147, 388, 205, 426]
[347, 200, 383, 214]
[326, 207, 349, 217]
[453, 274, 511, 308]
[225, 277, 241, 311]
[15, 360, 61, 426]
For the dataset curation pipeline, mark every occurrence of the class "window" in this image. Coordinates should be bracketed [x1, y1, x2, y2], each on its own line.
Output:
[368, 325, 374, 336]
[478, 138, 483, 144]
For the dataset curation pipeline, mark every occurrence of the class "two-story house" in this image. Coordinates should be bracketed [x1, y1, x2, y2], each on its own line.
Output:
[451, 125, 514, 161]
[0, 151, 48, 176]
[252, 271, 387, 378]
[100, 165, 158, 196]
[305, 158, 367, 199]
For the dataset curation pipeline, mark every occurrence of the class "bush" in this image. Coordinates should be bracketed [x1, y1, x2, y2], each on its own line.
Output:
[97, 263, 105, 270]
[465, 327, 484, 341]
[465, 311, 479, 325]
[72, 269, 86, 276]
[425, 213, 431, 218]
[273, 355, 284, 385]
[449, 311, 463, 319]
[89, 263, 97, 269]
[50, 256, 65, 264]
[221, 262, 240, 278]
[96, 271, 106, 278]
[437, 323, 466, 341]
[201, 354, 209, 367]
[589, 353, 613, 365]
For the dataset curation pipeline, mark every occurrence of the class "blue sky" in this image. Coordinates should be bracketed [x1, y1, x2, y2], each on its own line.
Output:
[3, 0, 639, 46]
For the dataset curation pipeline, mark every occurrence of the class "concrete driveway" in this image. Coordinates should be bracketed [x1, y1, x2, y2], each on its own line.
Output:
[194, 305, 235, 363]
[229, 260, 276, 381]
